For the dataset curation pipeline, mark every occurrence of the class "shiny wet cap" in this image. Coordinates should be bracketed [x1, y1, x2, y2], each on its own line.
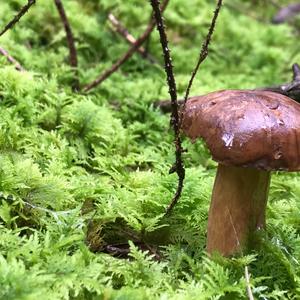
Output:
[181, 90, 300, 171]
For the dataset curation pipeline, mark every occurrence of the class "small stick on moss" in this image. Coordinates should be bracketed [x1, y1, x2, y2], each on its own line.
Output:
[149, 0, 185, 216]
[108, 13, 158, 64]
[272, 3, 300, 24]
[83, 0, 169, 93]
[54, 0, 79, 91]
[228, 204, 254, 300]
[0, 46, 25, 71]
[245, 266, 255, 300]
[0, 0, 36, 37]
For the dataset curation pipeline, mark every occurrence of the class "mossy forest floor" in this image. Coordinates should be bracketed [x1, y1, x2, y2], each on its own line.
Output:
[1, 0, 300, 299]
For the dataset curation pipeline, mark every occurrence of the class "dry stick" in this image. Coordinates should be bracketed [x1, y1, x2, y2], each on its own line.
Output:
[228, 206, 255, 300]
[182, 0, 223, 114]
[0, 46, 25, 71]
[0, 0, 36, 37]
[245, 266, 255, 300]
[272, 3, 300, 24]
[108, 13, 158, 64]
[54, 0, 79, 91]
[165, 0, 223, 215]
[83, 0, 169, 92]
[150, 0, 184, 216]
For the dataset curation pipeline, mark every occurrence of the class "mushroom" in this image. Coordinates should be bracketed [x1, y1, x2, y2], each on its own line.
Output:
[181, 90, 300, 256]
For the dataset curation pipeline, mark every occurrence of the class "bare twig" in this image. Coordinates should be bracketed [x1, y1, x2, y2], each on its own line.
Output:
[227, 205, 254, 300]
[0, 46, 25, 71]
[155, 63, 300, 113]
[108, 13, 158, 64]
[182, 0, 223, 115]
[83, 0, 169, 92]
[24, 200, 76, 224]
[150, 0, 185, 216]
[0, 0, 36, 38]
[165, 0, 223, 215]
[245, 266, 255, 300]
[54, 0, 79, 91]
[272, 3, 300, 24]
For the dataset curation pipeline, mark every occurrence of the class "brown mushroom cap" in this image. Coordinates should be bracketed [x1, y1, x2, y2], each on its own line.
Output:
[181, 90, 300, 171]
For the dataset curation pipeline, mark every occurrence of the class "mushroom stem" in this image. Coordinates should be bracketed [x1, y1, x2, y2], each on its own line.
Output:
[207, 164, 270, 256]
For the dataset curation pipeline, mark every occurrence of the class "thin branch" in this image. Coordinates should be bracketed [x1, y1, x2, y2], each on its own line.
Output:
[24, 200, 76, 224]
[272, 3, 300, 24]
[0, 0, 36, 38]
[227, 205, 254, 300]
[150, 0, 185, 216]
[108, 13, 158, 64]
[155, 63, 300, 112]
[83, 0, 169, 93]
[54, 0, 79, 91]
[165, 0, 223, 215]
[0, 46, 25, 71]
[182, 0, 223, 114]
[245, 266, 255, 300]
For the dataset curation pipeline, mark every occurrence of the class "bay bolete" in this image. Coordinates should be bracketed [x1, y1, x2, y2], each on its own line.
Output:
[181, 90, 300, 256]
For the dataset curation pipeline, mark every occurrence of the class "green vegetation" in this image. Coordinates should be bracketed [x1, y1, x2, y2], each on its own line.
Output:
[1, 0, 300, 299]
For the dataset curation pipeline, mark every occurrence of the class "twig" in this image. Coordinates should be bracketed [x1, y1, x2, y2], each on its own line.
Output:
[272, 3, 300, 24]
[245, 266, 255, 300]
[227, 206, 254, 300]
[0, 0, 36, 38]
[24, 200, 76, 224]
[150, 0, 185, 216]
[182, 0, 223, 115]
[155, 63, 300, 113]
[0, 46, 25, 71]
[54, 0, 79, 91]
[83, 0, 169, 92]
[108, 13, 158, 64]
[165, 0, 223, 215]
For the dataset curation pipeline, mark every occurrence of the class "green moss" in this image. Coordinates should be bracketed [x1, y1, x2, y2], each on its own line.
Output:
[0, 0, 300, 299]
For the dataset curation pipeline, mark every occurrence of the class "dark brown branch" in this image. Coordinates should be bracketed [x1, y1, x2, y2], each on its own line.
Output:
[54, 0, 79, 91]
[155, 63, 300, 113]
[272, 3, 300, 24]
[108, 13, 158, 64]
[182, 0, 223, 112]
[150, 0, 185, 216]
[0, 0, 36, 37]
[83, 0, 169, 93]
[0, 46, 25, 71]
[164, 0, 223, 215]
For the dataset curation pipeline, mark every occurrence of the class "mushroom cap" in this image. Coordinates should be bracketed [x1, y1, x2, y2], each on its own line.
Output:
[181, 90, 300, 171]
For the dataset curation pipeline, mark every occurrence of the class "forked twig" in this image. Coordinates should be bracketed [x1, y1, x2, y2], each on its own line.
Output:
[150, 0, 185, 216]
[83, 0, 169, 92]
[108, 13, 158, 64]
[182, 0, 223, 112]
[165, 0, 223, 215]
[54, 0, 79, 91]
[0, 46, 25, 71]
[0, 0, 36, 38]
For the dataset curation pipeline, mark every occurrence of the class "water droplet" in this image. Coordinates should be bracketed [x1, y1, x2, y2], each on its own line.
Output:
[274, 150, 282, 160]
[222, 133, 234, 148]
[277, 119, 284, 126]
